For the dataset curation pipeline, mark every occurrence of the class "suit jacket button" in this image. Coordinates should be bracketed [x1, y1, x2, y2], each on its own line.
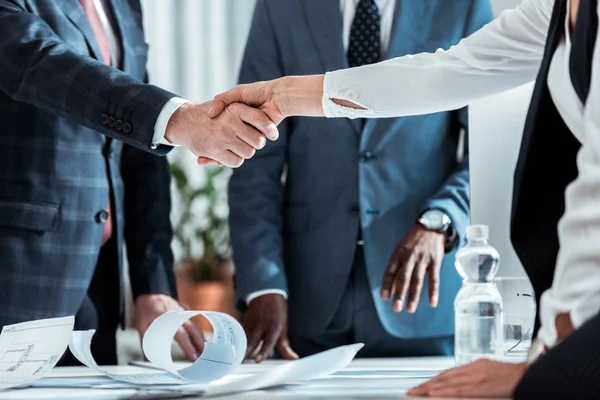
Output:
[108, 117, 116, 127]
[349, 204, 360, 216]
[116, 120, 124, 131]
[100, 114, 109, 124]
[95, 210, 109, 224]
[123, 123, 132, 133]
[360, 151, 376, 162]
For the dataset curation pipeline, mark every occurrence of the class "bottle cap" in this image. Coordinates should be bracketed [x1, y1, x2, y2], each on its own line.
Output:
[466, 225, 489, 241]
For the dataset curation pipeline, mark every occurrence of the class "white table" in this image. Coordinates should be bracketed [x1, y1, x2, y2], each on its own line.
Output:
[2, 357, 505, 400]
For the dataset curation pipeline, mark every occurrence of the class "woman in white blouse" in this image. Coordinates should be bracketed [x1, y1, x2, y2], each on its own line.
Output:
[208, 0, 599, 397]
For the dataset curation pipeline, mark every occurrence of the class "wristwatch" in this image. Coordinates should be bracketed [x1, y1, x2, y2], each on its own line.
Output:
[418, 209, 457, 252]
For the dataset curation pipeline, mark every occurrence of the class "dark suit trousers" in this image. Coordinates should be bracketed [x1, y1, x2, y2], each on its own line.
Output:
[288, 246, 454, 357]
[59, 237, 121, 366]
[514, 311, 600, 399]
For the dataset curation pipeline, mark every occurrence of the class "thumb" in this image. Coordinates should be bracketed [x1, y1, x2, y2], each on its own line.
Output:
[276, 332, 299, 360]
[208, 87, 244, 118]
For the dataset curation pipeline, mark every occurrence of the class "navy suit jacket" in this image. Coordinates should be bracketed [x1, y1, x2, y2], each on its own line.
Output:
[229, 0, 494, 338]
[0, 0, 176, 325]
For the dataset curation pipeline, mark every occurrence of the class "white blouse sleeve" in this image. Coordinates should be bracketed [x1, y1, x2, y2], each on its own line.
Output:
[537, 2, 600, 348]
[322, 0, 553, 118]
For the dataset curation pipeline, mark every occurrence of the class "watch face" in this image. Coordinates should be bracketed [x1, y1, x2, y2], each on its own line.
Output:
[421, 211, 446, 230]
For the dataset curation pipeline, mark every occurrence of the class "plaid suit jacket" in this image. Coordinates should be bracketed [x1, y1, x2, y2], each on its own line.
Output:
[0, 0, 176, 325]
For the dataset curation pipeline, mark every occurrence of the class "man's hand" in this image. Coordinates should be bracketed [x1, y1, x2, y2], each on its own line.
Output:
[165, 101, 279, 168]
[134, 294, 205, 362]
[381, 224, 445, 313]
[243, 294, 299, 363]
[407, 359, 528, 398]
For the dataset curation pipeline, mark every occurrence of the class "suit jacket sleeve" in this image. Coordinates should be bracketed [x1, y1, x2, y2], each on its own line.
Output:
[228, 0, 290, 310]
[420, 0, 495, 246]
[122, 143, 177, 300]
[0, 0, 175, 155]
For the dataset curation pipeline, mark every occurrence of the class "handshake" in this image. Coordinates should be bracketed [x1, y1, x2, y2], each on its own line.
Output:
[164, 75, 327, 167]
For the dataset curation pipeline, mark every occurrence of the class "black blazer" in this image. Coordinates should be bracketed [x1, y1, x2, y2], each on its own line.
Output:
[510, 0, 584, 335]
[513, 0, 600, 398]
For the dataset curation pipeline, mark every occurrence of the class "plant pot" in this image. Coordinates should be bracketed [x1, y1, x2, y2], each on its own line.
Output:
[175, 262, 240, 333]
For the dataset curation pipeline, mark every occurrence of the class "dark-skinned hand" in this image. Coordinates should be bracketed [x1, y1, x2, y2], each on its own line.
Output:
[243, 294, 299, 363]
[381, 224, 445, 313]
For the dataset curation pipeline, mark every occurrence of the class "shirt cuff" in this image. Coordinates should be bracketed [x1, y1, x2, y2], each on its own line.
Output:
[151, 97, 190, 149]
[246, 289, 288, 305]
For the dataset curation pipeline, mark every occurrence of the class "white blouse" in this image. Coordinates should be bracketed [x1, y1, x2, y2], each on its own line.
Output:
[322, 0, 600, 348]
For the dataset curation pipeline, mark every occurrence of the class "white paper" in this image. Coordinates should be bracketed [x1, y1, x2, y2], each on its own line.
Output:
[205, 343, 364, 396]
[0, 316, 74, 390]
[69, 310, 245, 386]
[65, 311, 363, 394]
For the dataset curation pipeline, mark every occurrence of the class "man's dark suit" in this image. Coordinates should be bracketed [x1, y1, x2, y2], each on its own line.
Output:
[511, 0, 600, 397]
[0, 0, 177, 363]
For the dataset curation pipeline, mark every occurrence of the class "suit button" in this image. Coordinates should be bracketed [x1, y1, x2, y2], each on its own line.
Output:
[349, 204, 360, 216]
[123, 123, 132, 133]
[95, 210, 109, 224]
[359, 151, 377, 163]
[108, 117, 116, 128]
[100, 114, 109, 124]
[116, 120, 124, 131]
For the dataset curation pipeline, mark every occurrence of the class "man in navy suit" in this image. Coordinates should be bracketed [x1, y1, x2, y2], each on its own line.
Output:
[0, 0, 277, 364]
[228, 0, 493, 360]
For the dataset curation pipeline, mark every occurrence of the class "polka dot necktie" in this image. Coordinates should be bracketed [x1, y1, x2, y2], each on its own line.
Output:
[348, 0, 381, 68]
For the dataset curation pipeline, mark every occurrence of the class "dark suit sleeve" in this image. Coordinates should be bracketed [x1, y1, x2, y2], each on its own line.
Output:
[0, 0, 175, 155]
[228, 0, 290, 310]
[420, 0, 494, 246]
[514, 312, 600, 399]
[121, 144, 177, 300]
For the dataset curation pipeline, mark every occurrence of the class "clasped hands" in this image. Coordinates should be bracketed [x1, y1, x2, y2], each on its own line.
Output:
[164, 76, 325, 167]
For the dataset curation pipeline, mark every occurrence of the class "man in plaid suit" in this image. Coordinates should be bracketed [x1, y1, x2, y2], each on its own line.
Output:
[0, 0, 276, 364]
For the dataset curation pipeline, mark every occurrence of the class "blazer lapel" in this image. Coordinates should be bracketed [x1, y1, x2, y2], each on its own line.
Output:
[302, 0, 361, 135]
[56, 0, 104, 62]
[511, 0, 567, 215]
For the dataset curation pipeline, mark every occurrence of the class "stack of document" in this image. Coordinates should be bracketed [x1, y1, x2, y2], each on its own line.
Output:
[0, 311, 364, 397]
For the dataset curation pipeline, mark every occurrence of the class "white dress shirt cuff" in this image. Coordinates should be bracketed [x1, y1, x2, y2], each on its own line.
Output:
[151, 97, 190, 149]
[246, 289, 288, 305]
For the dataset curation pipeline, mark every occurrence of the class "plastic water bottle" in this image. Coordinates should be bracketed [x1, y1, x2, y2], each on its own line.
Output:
[454, 225, 504, 366]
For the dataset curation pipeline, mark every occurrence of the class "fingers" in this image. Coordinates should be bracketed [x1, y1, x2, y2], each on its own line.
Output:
[232, 103, 279, 142]
[408, 365, 474, 396]
[392, 251, 417, 312]
[381, 248, 402, 301]
[213, 150, 245, 168]
[197, 157, 221, 166]
[174, 325, 200, 362]
[255, 323, 282, 363]
[244, 318, 265, 360]
[183, 321, 205, 355]
[428, 261, 441, 308]
[276, 335, 299, 361]
[229, 137, 257, 160]
[406, 257, 429, 313]
[209, 86, 245, 118]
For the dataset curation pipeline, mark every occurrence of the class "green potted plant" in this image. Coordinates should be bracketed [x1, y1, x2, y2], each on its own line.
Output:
[170, 161, 238, 330]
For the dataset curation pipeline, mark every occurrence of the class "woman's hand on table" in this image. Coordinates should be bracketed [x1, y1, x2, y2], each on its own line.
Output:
[407, 359, 528, 398]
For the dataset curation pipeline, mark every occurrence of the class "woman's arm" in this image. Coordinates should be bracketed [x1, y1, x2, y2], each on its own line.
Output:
[536, 1, 600, 349]
[323, 0, 553, 118]
[210, 0, 553, 121]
